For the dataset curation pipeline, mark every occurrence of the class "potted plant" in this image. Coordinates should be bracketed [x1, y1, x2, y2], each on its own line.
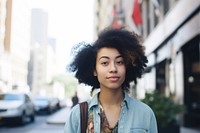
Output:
[141, 91, 185, 133]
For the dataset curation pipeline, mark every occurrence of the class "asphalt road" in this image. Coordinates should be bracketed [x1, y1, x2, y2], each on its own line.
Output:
[0, 114, 64, 133]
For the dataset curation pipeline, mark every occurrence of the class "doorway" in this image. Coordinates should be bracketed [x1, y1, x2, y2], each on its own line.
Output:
[182, 35, 200, 128]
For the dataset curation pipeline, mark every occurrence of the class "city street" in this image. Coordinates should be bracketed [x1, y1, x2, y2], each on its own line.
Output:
[0, 0, 199, 133]
[0, 108, 69, 133]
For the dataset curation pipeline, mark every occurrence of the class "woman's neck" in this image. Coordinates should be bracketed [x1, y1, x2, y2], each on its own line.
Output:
[98, 89, 124, 106]
[98, 88, 124, 128]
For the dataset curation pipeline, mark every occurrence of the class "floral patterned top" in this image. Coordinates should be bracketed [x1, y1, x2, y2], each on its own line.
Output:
[87, 104, 118, 133]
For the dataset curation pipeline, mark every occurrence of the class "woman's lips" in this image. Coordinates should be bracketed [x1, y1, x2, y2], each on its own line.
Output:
[107, 76, 120, 82]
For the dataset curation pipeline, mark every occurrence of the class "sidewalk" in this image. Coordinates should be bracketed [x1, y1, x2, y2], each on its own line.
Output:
[181, 127, 200, 133]
[46, 107, 71, 125]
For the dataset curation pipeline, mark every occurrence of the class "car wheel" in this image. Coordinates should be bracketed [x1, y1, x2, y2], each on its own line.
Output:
[47, 108, 52, 114]
[19, 112, 26, 125]
[30, 112, 35, 122]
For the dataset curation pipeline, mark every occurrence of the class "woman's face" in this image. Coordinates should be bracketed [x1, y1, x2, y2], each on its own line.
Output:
[94, 47, 126, 90]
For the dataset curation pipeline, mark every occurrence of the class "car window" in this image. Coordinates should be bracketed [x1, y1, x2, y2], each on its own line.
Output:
[0, 94, 23, 101]
[33, 97, 49, 104]
[25, 94, 31, 102]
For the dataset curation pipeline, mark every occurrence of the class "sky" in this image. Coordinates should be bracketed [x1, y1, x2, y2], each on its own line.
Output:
[30, 0, 95, 73]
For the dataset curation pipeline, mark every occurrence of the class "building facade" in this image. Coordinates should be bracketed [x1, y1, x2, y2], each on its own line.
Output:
[28, 8, 57, 98]
[140, 0, 200, 130]
[94, 0, 200, 131]
[0, 0, 8, 91]
[0, 0, 31, 93]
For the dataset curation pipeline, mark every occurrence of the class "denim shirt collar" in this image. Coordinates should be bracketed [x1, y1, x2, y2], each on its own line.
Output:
[88, 91, 131, 110]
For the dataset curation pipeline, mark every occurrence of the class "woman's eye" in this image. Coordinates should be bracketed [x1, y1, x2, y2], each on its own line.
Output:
[101, 62, 108, 65]
[117, 61, 124, 65]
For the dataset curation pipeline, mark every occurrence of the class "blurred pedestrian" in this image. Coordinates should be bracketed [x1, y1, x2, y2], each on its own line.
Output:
[64, 27, 158, 133]
[71, 91, 79, 108]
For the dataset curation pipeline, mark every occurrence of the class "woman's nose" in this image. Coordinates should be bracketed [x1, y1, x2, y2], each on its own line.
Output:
[109, 62, 117, 73]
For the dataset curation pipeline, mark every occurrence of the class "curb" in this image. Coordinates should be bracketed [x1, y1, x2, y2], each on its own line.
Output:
[46, 107, 71, 125]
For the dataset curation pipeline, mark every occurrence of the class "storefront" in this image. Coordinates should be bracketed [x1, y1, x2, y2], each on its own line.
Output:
[141, 0, 200, 130]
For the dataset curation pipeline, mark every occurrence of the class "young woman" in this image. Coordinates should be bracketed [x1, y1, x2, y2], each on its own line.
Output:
[64, 27, 158, 133]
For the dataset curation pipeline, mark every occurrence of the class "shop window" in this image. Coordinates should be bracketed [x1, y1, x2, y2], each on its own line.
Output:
[156, 59, 167, 95]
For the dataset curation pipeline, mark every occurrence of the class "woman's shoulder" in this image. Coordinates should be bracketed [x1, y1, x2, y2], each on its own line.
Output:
[128, 96, 154, 114]
[70, 103, 81, 119]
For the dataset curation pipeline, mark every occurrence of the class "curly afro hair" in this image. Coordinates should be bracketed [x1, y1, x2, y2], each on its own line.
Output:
[68, 27, 148, 92]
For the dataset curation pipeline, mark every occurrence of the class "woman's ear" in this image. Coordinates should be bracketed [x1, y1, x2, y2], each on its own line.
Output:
[93, 70, 97, 76]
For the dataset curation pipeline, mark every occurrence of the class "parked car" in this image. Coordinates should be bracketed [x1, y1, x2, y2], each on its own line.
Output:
[51, 98, 61, 110]
[33, 97, 58, 114]
[0, 92, 35, 125]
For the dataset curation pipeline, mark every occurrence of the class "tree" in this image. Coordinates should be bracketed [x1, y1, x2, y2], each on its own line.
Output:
[142, 91, 185, 131]
[50, 73, 78, 97]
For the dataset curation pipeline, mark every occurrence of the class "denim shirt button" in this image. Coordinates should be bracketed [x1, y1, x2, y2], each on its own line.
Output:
[120, 125, 123, 128]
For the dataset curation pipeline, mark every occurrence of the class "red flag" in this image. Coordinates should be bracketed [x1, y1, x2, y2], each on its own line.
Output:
[112, 20, 119, 29]
[132, 0, 143, 26]
[112, 6, 119, 28]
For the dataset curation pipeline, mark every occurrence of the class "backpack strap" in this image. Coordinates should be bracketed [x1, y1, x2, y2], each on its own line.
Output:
[79, 101, 88, 133]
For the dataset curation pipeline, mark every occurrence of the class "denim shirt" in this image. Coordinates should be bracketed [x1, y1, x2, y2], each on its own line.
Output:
[64, 92, 158, 133]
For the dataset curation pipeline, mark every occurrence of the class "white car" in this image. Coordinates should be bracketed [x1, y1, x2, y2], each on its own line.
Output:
[0, 93, 35, 125]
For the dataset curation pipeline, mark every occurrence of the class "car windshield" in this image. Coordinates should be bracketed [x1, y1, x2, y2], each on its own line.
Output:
[34, 98, 49, 101]
[0, 94, 23, 101]
[33, 98, 49, 104]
